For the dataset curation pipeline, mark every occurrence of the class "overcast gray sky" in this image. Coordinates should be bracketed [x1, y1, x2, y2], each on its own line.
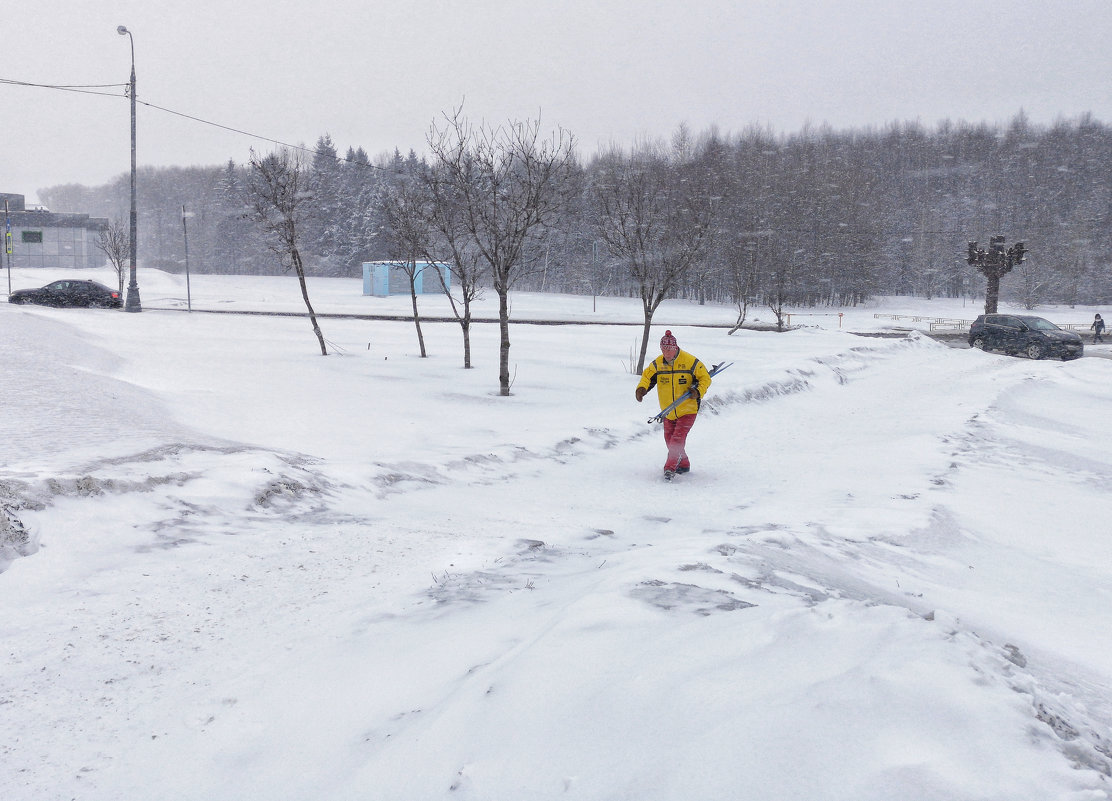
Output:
[3, 0, 1110, 206]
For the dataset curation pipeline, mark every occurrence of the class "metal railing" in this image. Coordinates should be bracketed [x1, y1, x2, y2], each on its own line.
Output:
[784, 312, 844, 327]
[872, 313, 1093, 333]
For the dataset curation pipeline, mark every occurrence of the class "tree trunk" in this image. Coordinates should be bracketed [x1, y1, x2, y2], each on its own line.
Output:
[462, 317, 472, 369]
[292, 248, 327, 356]
[984, 271, 1001, 315]
[409, 276, 427, 358]
[498, 284, 511, 395]
[637, 313, 654, 374]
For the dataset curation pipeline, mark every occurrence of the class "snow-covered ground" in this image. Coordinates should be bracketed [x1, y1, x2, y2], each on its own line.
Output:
[2, 268, 1111, 800]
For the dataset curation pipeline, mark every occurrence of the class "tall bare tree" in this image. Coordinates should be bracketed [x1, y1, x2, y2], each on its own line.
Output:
[247, 148, 328, 355]
[726, 238, 763, 334]
[766, 260, 797, 332]
[424, 161, 487, 369]
[381, 165, 435, 357]
[95, 220, 130, 298]
[592, 142, 717, 372]
[427, 109, 577, 395]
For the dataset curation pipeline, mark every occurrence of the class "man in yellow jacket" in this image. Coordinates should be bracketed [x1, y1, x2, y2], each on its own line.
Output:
[635, 329, 713, 481]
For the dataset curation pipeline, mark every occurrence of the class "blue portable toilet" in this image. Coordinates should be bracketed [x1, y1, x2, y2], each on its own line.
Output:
[362, 261, 451, 297]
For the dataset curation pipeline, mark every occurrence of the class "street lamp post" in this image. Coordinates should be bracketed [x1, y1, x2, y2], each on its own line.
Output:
[117, 25, 141, 312]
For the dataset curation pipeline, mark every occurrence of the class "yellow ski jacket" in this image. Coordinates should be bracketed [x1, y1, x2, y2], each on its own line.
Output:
[637, 350, 712, 420]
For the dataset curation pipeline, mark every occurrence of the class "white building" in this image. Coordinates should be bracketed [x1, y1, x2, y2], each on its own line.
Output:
[1, 193, 108, 269]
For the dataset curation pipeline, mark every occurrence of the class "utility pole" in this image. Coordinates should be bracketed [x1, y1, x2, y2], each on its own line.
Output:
[967, 236, 1026, 314]
[118, 25, 142, 312]
[5, 200, 11, 296]
[181, 204, 192, 312]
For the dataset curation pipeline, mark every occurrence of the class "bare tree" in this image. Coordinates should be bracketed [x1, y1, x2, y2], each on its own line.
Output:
[381, 167, 434, 357]
[247, 148, 328, 355]
[766, 261, 796, 332]
[592, 142, 717, 372]
[424, 161, 487, 368]
[427, 109, 577, 395]
[96, 220, 129, 297]
[726, 238, 763, 334]
[1013, 260, 1048, 310]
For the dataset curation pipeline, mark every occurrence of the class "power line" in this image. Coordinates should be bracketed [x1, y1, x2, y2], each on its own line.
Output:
[0, 73, 383, 171]
[0, 77, 125, 98]
[139, 97, 384, 169]
[137, 97, 338, 164]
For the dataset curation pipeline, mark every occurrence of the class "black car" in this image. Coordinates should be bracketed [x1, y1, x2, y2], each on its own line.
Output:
[968, 314, 1083, 360]
[8, 280, 122, 309]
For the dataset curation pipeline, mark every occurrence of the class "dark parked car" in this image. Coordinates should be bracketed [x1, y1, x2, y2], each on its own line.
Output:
[8, 280, 122, 309]
[968, 314, 1083, 360]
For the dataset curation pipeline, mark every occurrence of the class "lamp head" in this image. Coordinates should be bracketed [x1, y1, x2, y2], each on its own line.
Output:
[117, 25, 129, 35]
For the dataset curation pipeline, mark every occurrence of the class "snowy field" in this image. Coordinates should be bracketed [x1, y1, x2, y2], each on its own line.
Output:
[2, 267, 1111, 800]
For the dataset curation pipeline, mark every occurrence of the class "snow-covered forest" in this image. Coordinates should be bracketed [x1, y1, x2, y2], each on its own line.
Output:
[41, 111, 1112, 306]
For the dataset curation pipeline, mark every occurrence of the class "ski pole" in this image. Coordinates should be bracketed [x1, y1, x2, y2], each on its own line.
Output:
[648, 361, 732, 423]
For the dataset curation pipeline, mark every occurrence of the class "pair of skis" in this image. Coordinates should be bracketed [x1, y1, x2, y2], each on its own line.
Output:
[647, 361, 733, 424]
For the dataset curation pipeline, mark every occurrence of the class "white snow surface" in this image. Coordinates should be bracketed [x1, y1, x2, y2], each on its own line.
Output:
[2, 269, 1111, 800]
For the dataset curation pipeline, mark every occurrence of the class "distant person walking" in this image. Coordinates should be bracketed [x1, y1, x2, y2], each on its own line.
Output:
[635, 330, 713, 481]
[1092, 313, 1105, 344]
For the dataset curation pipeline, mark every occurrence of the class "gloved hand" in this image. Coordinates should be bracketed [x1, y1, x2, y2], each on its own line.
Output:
[635, 386, 647, 402]
[689, 389, 700, 402]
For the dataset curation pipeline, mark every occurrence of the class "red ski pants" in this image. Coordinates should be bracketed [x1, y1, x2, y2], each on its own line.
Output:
[662, 413, 697, 472]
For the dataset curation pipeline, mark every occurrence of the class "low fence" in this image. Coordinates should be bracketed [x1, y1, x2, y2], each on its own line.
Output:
[784, 312, 844, 327]
[873, 313, 1092, 333]
[872, 313, 974, 332]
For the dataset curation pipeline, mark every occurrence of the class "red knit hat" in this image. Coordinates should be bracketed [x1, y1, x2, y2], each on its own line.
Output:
[660, 330, 678, 350]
